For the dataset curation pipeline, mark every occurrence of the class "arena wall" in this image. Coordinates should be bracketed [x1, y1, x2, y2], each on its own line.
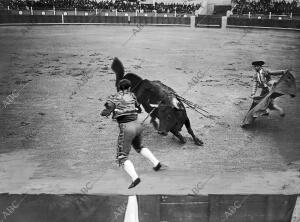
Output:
[0, 14, 192, 25]
[0, 194, 297, 222]
[1, 14, 300, 30]
[0, 15, 62, 23]
[195, 15, 222, 27]
[227, 17, 300, 30]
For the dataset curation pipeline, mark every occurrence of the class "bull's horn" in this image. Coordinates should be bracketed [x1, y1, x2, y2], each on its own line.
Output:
[150, 104, 159, 108]
[172, 98, 180, 109]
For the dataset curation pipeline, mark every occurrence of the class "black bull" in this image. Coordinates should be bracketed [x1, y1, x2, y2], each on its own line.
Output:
[111, 57, 203, 146]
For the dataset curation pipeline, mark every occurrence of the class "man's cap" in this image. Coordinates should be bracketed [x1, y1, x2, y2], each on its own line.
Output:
[119, 79, 131, 89]
[252, 61, 265, 66]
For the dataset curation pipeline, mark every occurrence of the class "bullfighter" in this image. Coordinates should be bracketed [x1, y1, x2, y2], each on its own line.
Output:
[250, 61, 287, 116]
[101, 79, 162, 189]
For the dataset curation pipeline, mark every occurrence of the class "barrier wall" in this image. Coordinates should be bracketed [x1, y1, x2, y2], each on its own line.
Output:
[63, 15, 127, 24]
[195, 15, 222, 27]
[227, 17, 300, 29]
[131, 16, 190, 25]
[160, 195, 209, 222]
[209, 195, 297, 222]
[0, 194, 297, 222]
[0, 194, 128, 222]
[2, 14, 300, 30]
[0, 15, 61, 23]
[0, 15, 191, 25]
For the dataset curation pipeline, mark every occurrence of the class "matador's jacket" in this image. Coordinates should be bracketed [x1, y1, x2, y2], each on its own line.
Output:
[102, 90, 141, 122]
[251, 67, 272, 97]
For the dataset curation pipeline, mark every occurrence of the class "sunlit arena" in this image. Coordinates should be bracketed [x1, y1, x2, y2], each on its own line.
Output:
[0, 0, 300, 221]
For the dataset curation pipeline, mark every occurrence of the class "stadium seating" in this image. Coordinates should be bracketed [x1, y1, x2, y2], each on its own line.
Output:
[0, 0, 201, 15]
[232, 0, 299, 15]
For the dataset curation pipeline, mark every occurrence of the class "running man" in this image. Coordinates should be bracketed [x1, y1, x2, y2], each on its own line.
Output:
[101, 79, 162, 189]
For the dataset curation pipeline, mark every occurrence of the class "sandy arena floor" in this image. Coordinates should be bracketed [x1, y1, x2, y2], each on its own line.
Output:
[0, 25, 299, 195]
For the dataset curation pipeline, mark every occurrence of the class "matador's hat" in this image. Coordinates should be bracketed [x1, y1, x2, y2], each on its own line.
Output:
[252, 61, 265, 66]
[119, 79, 131, 89]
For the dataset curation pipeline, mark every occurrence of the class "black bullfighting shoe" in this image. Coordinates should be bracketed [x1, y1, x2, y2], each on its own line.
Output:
[280, 113, 285, 117]
[262, 112, 269, 116]
[128, 178, 141, 189]
[153, 162, 163, 171]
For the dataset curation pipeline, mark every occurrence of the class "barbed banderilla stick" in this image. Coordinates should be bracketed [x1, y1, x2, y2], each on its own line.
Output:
[175, 94, 209, 114]
[141, 101, 161, 124]
[182, 99, 209, 114]
[173, 94, 211, 118]
[183, 102, 210, 118]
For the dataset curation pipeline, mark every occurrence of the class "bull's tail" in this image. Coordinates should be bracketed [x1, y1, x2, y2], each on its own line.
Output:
[111, 57, 125, 90]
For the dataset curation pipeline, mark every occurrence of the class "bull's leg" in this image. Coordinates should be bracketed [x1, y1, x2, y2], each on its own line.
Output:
[150, 116, 158, 130]
[185, 118, 203, 146]
[170, 129, 187, 144]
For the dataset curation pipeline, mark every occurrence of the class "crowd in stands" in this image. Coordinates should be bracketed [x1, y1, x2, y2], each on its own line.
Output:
[232, 0, 299, 15]
[0, 0, 201, 14]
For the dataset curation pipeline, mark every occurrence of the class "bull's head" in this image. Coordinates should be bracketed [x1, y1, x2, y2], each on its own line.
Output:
[150, 97, 184, 136]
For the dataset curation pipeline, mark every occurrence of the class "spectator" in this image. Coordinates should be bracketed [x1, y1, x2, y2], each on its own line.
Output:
[1, 0, 201, 14]
[232, 0, 299, 15]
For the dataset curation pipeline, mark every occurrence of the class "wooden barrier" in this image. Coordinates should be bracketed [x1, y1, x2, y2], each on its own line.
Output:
[1, 15, 299, 30]
[209, 195, 297, 222]
[0, 194, 128, 222]
[0, 194, 297, 222]
[227, 17, 300, 29]
[138, 195, 161, 222]
[160, 195, 209, 222]
[0, 15, 190, 25]
[195, 15, 222, 27]
[0, 15, 61, 23]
